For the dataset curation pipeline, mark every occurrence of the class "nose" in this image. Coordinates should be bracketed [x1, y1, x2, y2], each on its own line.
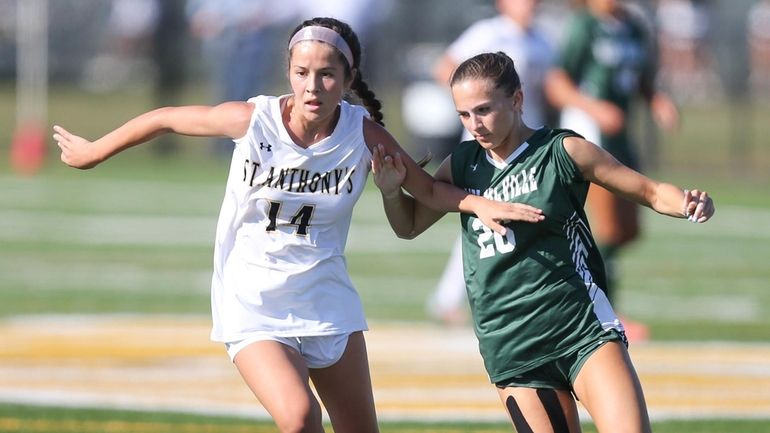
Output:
[469, 114, 483, 131]
[306, 73, 321, 93]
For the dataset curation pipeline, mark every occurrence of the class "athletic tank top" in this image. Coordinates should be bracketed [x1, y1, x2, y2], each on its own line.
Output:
[451, 127, 622, 383]
[210, 95, 371, 342]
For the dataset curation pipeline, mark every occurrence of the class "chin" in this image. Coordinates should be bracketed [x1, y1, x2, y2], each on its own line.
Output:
[478, 141, 495, 151]
[307, 109, 337, 125]
[301, 106, 324, 118]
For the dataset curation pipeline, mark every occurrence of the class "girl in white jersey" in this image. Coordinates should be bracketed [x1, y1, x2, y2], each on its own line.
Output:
[53, 17, 543, 433]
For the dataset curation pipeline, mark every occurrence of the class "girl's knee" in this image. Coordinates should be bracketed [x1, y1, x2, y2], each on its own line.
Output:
[271, 398, 324, 433]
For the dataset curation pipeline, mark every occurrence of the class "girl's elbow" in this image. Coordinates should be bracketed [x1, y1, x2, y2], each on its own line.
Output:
[390, 225, 417, 239]
[389, 224, 420, 240]
[397, 230, 419, 240]
[400, 224, 431, 240]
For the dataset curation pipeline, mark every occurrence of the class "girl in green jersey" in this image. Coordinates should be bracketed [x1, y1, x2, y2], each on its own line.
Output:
[372, 52, 714, 433]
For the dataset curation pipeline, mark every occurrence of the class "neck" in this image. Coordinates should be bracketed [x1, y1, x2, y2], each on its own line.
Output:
[283, 97, 339, 147]
[489, 124, 536, 163]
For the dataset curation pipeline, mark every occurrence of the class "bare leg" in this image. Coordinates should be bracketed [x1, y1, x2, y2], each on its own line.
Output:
[234, 340, 324, 433]
[496, 386, 582, 433]
[310, 332, 380, 433]
[572, 341, 652, 433]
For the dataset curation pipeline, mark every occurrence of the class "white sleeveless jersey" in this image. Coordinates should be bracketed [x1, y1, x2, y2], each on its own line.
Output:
[210, 95, 372, 342]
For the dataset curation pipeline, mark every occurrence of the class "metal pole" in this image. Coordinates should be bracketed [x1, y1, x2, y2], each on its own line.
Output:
[11, 0, 48, 175]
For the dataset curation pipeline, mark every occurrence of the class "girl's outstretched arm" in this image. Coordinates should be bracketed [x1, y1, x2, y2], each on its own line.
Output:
[563, 135, 715, 223]
[54, 102, 254, 169]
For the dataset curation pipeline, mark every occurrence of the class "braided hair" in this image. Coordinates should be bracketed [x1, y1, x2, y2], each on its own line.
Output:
[289, 17, 385, 126]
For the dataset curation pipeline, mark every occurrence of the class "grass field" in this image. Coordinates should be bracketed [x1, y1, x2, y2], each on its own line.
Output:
[1, 84, 769, 430]
[2, 404, 770, 433]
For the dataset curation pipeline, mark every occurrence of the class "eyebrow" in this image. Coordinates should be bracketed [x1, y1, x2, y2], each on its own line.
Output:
[457, 101, 491, 113]
[291, 65, 339, 72]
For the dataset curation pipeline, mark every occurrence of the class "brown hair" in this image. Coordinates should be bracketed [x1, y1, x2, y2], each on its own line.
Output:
[449, 51, 521, 97]
[289, 17, 384, 126]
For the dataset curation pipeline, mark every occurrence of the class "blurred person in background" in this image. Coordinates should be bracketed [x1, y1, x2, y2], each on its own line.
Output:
[400, 42, 466, 325]
[53, 17, 531, 433]
[186, 0, 296, 155]
[371, 50, 715, 433]
[427, 0, 557, 325]
[545, 0, 681, 341]
[401, 43, 464, 165]
[150, 0, 189, 155]
[81, 0, 160, 93]
[748, 0, 770, 97]
[82, 0, 188, 155]
[655, 0, 719, 102]
[297, 0, 393, 55]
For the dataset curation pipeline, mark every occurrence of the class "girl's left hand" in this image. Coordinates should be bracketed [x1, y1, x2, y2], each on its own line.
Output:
[683, 189, 715, 223]
[371, 143, 406, 198]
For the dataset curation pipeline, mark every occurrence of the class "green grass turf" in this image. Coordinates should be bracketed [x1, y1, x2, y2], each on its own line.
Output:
[1, 404, 769, 433]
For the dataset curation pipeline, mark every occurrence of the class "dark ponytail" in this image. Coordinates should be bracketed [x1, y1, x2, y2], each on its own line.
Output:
[350, 71, 384, 126]
[289, 17, 385, 126]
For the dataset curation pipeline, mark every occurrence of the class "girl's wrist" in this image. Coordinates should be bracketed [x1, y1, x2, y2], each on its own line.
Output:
[461, 194, 484, 214]
[380, 188, 403, 201]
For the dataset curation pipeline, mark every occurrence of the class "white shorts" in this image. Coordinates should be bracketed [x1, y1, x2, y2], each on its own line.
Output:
[225, 333, 351, 368]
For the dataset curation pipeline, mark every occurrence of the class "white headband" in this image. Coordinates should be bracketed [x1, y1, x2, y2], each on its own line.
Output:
[288, 26, 354, 68]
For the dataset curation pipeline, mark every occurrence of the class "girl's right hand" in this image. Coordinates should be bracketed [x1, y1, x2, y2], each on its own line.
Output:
[53, 125, 100, 169]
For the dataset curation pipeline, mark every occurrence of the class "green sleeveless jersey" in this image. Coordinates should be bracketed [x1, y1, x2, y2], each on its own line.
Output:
[451, 127, 622, 383]
[559, 10, 655, 167]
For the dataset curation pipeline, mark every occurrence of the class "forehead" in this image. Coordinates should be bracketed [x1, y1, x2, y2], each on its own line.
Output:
[289, 40, 344, 68]
[451, 78, 502, 109]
